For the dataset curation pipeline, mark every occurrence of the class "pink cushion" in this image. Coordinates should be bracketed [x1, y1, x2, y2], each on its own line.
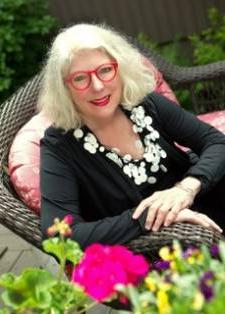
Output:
[176, 110, 225, 152]
[141, 56, 179, 104]
[8, 112, 51, 214]
[197, 110, 225, 134]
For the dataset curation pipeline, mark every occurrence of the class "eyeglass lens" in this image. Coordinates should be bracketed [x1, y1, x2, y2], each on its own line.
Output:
[72, 63, 117, 90]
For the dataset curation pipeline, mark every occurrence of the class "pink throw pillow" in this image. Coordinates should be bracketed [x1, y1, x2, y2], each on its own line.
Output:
[8, 112, 51, 214]
[197, 110, 225, 134]
[141, 56, 179, 104]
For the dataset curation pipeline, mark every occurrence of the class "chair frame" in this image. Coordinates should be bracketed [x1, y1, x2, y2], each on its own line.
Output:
[0, 49, 225, 256]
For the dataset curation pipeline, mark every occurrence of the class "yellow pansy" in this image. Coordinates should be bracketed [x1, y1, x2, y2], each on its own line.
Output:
[145, 277, 156, 292]
[157, 289, 171, 314]
[173, 242, 182, 258]
[158, 282, 171, 292]
[159, 247, 174, 261]
[192, 291, 204, 311]
[187, 253, 204, 265]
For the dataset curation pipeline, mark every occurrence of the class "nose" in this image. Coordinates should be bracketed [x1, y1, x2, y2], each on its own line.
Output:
[91, 74, 104, 91]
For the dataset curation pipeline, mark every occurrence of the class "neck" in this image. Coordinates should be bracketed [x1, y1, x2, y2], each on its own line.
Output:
[82, 107, 123, 132]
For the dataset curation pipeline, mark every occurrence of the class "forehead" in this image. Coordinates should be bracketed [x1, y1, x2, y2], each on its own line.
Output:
[69, 49, 113, 73]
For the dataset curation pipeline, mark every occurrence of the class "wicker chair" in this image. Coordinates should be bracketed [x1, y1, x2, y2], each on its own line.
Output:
[0, 49, 225, 260]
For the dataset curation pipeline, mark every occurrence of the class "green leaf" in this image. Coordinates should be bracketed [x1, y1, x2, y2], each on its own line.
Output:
[126, 284, 142, 310]
[43, 237, 83, 266]
[0, 309, 10, 314]
[64, 239, 83, 265]
[0, 268, 56, 309]
[51, 281, 89, 312]
[218, 241, 225, 264]
[0, 273, 16, 288]
[43, 237, 65, 263]
[0, 0, 60, 103]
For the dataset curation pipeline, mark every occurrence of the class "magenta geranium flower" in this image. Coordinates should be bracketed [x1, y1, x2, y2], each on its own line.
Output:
[71, 243, 149, 301]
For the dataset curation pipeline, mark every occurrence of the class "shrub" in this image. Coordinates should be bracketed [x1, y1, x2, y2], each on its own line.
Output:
[136, 7, 225, 112]
[0, 0, 59, 104]
[190, 7, 225, 65]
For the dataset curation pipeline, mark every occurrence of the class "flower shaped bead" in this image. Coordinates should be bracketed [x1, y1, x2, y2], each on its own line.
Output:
[74, 128, 84, 139]
[83, 133, 98, 154]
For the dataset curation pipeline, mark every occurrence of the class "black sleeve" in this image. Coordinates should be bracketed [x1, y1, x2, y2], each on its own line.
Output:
[148, 92, 225, 193]
[40, 143, 147, 249]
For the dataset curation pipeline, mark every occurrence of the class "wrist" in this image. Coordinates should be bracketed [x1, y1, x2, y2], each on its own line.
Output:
[175, 177, 201, 197]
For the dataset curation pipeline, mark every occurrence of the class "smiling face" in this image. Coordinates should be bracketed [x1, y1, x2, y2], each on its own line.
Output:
[66, 49, 123, 127]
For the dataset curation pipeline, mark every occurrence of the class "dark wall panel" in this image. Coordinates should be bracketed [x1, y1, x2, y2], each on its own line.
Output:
[49, 0, 225, 43]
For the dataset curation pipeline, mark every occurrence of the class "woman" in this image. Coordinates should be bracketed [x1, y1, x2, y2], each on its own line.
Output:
[39, 23, 225, 249]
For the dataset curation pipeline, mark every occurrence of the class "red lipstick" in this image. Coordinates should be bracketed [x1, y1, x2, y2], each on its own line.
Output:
[90, 95, 110, 107]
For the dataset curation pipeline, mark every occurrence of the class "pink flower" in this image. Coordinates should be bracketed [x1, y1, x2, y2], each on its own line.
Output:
[46, 214, 74, 237]
[63, 214, 74, 225]
[71, 244, 149, 301]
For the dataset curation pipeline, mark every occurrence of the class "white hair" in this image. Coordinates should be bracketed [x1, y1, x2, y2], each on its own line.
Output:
[38, 23, 156, 130]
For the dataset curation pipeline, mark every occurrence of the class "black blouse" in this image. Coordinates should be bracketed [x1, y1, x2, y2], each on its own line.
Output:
[40, 92, 225, 249]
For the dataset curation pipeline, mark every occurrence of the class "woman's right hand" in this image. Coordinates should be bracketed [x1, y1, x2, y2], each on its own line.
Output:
[174, 208, 223, 233]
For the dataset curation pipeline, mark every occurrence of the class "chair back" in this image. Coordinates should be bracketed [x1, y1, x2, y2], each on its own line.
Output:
[0, 74, 43, 248]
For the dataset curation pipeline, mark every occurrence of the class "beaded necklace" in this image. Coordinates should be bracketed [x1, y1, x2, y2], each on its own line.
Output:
[73, 105, 168, 185]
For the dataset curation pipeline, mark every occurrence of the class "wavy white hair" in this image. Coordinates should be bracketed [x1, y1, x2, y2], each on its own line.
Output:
[38, 23, 156, 130]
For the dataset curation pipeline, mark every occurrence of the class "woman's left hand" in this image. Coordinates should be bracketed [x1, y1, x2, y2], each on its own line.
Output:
[132, 186, 195, 231]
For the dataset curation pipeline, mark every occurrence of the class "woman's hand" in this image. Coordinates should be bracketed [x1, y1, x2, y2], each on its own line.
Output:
[132, 186, 195, 231]
[175, 208, 223, 233]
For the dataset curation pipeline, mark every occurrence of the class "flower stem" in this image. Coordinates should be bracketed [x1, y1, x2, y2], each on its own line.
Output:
[57, 234, 66, 283]
[75, 301, 98, 314]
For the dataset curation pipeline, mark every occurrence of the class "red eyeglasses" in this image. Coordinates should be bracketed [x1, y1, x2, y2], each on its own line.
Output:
[65, 62, 118, 91]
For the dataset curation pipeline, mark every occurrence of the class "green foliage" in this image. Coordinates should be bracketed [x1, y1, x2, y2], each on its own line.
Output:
[190, 7, 225, 65]
[0, 235, 90, 313]
[136, 7, 225, 111]
[43, 237, 83, 267]
[137, 7, 225, 67]
[137, 33, 191, 67]
[0, 268, 88, 313]
[118, 241, 225, 314]
[137, 32, 192, 109]
[0, 0, 59, 103]
[0, 270, 55, 310]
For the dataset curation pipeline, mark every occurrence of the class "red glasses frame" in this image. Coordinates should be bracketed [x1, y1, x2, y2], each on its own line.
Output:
[65, 62, 118, 91]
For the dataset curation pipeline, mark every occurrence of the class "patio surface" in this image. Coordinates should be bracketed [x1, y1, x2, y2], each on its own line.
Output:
[0, 224, 130, 313]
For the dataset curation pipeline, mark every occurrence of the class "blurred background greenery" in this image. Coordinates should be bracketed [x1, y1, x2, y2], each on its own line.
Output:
[0, 0, 59, 103]
[0, 1, 225, 109]
[137, 7, 225, 109]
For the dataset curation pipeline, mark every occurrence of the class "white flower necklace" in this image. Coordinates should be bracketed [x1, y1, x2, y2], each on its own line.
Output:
[73, 105, 168, 185]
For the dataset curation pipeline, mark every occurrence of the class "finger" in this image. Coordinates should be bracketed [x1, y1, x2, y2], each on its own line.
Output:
[176, 213, 210, 229]
[132, 193, 161, 219]
[145, 207, 158, 230]
[132, 199, 151, 219]
[174, 209, 202, 224]
[176, 210, 223, 233]
[164, 204, 181, 227]
[198, 214, 223, 233]
[150, 204, 171, 231]
[151, 212, 166, 231]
